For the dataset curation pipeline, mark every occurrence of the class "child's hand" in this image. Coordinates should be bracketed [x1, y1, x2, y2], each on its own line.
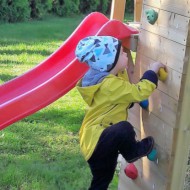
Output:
[149, 62, 165, 74]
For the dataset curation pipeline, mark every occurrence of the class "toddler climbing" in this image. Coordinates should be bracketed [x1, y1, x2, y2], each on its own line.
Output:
[75, 36, 165, 190]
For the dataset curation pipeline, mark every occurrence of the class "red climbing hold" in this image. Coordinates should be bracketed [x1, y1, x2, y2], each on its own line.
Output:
[124, 163, 138, 180]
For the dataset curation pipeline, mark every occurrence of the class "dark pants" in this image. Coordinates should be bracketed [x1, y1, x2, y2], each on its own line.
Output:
[87, 121, 138, 190]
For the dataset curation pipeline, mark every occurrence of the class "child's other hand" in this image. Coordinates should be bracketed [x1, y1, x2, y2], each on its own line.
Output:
[149, 62, 165, 74]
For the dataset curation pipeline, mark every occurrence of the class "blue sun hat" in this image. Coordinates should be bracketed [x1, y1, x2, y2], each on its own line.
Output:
[75, 36, 121, 72]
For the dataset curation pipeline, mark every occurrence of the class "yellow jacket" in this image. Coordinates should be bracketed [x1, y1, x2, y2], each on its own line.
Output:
[76, 70, 157, 160]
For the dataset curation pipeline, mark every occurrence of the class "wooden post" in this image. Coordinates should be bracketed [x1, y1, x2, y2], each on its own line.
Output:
[118, 1, 190, 190]
[110, 0, 126, 21]
[134, 0, 143, 22]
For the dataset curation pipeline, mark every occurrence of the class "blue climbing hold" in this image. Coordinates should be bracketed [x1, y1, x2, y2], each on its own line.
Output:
[139, 99, 149, 109]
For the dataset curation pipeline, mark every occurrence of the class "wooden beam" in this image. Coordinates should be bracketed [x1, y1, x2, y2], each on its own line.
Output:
[110, 0, 126, 21]
[169, 48, 190, 190]
[134, 0, 143, 22]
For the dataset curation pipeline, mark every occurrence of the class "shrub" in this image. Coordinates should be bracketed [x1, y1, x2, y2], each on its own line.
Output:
[79, 0, 111, 14]
[126, 0, 134, 13]
[52, 0, 80, 17]
[0, 0, 134, 23]
[79, 0, 99, 14]
[0, 0, 7, 22]
[97, 0, 112, 14]
[0, 0, 30, 22]
[30, 0, 52, 19]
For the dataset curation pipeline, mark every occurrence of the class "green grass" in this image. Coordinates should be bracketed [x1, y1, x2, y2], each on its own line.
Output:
[0, 15, 119, 190]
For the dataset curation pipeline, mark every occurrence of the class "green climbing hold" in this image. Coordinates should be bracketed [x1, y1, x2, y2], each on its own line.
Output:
[145, 9, 158, 25]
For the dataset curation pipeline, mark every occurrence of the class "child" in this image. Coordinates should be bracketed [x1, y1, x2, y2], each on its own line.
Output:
[75, 36, 164, 190]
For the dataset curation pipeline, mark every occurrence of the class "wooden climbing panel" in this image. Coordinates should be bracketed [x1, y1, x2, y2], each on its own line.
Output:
[118, 1, 190, 190]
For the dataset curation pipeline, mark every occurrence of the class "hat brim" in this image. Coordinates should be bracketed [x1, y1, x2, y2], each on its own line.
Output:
[107, 40, 122, 72]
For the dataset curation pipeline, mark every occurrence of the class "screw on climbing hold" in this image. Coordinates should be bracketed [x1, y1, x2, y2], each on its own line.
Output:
[147, 148, 157, 161]
[145, 9, 158, 25]
[158, 67, 168, 82]
[124, 163, 138, 180]
[139, 99, 149, 110]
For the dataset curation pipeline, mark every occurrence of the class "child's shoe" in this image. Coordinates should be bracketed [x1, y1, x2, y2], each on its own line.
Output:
[126, 136, 154, 163]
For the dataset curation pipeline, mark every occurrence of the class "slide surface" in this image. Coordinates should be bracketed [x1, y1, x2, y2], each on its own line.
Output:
[0, 12, 138, 130]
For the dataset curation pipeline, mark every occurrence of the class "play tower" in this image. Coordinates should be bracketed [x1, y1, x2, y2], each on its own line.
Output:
[110, 0, 190, 190]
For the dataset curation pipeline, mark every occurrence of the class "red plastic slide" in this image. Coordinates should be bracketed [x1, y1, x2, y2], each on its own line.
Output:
[0, 12, 138, 130]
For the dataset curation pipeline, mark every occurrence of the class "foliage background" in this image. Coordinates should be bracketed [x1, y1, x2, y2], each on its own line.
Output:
[0, 0, 133, 23]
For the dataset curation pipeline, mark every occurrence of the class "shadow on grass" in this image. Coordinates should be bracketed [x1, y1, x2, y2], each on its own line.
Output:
[0, 49, 52, 57]
[22, 107, 84, 133]
[0, 60, 23, 65]
[0, 41, 55, 57]
[0, 73, 18, 82]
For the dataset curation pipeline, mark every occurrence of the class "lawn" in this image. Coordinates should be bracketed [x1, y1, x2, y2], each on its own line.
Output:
[0, 15, 119, 190]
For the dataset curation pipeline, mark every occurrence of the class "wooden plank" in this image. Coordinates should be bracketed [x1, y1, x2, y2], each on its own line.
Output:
[141, 110, 174, 154]
[140, 158, 168, 190]
[143, 0, 190, 18]
[136, 53, 183, 101]
[130, 56, 178, 128]
[141, 111, 175, 178]
[119, 118, 173, 189]
[146, 144, 172, 178]
[119, 157, 169, 190]
[149, 89, 179, 127]
[134, 0, 143, 22]
[128, 89, 178, 130]
[169, 130, 190, 190]
[141, 5, 190, 46]
[137, 29, 188, 74]
[130, 66, 178, 128]
[110, 0, 126, 21]
[118, 159, 143, 190]
[121, 114, 174, 181]
[128, 103, 141, 131]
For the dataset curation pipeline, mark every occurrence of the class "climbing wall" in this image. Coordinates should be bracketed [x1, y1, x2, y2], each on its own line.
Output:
[118, 0, 190, 190]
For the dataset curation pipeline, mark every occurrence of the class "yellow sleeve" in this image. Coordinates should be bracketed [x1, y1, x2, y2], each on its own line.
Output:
[105, 76, 156, 104]
[117, 69, 129, 81]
